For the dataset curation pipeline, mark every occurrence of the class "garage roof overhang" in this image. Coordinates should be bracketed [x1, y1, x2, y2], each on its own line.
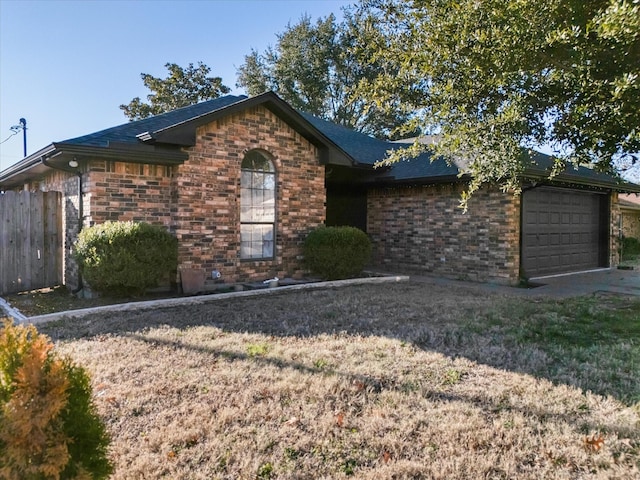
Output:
[522, 166, 640, 194]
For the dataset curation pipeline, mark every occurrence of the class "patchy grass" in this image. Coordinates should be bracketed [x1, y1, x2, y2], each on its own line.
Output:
[2, 285, 178, 317]
[619, 255, 640, 269]
[26, 283, 640, 479]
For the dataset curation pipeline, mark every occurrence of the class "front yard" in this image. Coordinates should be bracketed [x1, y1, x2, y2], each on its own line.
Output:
[33, 282, 640, 479]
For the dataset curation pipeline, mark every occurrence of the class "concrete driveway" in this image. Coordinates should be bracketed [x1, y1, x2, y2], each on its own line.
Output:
[529, 267, 640, 298]
[410, 267, 640, 298]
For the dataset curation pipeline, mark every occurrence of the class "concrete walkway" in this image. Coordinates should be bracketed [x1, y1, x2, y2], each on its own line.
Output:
[2, 268, 638, 326]
[1, 275, 410, 325]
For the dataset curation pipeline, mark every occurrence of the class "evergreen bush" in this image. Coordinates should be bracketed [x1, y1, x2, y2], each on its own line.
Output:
[303, 226, 372, 280]
[74, 221, 178, 296]
[0, 319, 112, 479]
[622, 236, 640, 259]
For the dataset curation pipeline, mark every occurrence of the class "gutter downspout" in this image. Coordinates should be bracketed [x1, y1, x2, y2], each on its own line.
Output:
[42, 156, 84, 294]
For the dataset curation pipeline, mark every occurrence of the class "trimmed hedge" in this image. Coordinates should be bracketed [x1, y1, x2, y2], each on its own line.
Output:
[0, 319, 112, 479]
[303, 226, 372, 280]
[74, 221, 177, 296]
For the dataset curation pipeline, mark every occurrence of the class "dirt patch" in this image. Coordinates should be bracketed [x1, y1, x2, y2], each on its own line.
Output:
[2, 285, 182, 317]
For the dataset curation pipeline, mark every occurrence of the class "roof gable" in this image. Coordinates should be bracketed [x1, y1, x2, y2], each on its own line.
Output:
[135, 93, 352, 167]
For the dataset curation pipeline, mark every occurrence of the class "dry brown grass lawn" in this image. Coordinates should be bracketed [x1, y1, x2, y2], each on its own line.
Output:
[34, 282, 640, 479]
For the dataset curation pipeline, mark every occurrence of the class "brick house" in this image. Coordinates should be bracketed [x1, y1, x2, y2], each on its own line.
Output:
[619, 194, 640, 239]
[1, 92, 639, 289]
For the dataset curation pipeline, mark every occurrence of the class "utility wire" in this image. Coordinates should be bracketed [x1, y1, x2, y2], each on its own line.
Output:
[0, 131, 19, 145]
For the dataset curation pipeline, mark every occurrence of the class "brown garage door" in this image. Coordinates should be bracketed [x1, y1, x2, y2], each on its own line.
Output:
[522, 187, 607, 277]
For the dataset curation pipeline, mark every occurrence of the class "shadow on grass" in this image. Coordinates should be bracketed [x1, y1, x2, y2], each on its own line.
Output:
[38, 282, 640, 406]
[120, 331, 638, 440]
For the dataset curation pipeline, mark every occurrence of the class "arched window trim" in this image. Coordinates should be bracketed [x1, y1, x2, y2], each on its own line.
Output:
[240, 149, 276, 260]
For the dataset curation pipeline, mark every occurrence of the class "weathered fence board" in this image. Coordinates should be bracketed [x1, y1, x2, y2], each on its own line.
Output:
[0, 191, 63, 295]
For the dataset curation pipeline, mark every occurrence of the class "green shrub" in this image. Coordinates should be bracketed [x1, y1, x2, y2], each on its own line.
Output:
[74, 221, 178, 296]
[303, 226, 372, 280]
[622, 236, 640, 258]
[0, 319, 112, 479]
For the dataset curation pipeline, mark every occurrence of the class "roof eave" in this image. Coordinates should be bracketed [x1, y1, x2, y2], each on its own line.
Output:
[523, 167, 640, 193]
[0, 142, 187, 190]
[620, 203, 640, 212]
[367, 173, 467, 187]
[0, 144, 57, 188]
[54, 142, 188, 164]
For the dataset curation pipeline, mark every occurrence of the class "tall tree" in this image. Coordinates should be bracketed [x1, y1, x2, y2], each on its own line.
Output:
[120, 62, 230, 121]
[236, 13, 411, 140]
[356, 0, 640, 202]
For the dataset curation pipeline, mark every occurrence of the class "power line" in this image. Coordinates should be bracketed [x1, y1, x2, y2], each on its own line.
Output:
[1, 119, 27, 157]
[0, 131, 19, 145]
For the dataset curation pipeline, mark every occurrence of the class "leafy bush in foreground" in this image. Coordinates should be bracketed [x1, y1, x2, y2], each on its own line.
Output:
[303, 226, 372, 280]
[0, 319, 112, 479]
[74, 221, 178, 295]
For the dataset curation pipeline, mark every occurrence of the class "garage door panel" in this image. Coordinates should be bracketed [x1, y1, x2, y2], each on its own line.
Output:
[523, 233, 538, 248]
[522, 188, 607, 277]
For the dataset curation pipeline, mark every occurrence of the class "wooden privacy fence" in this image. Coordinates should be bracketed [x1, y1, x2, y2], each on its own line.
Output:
[0, 191, 63, 295]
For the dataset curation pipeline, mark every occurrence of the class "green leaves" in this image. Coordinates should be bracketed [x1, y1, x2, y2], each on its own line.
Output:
[303, 226, 372, 280]
[356, 0, 640, 198]
[236, 12, 412, 139]
[74, 221, 178, 296]
[120, 62, 230, 120]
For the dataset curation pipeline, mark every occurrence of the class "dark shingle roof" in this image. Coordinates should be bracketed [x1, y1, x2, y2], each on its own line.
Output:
[3, 91, 638, 192]
[62, 95, 248, 147]
[371, 153, 459, 181]
[298, 112, 392, 166]
[298, 112, 460, 180]
[55, 94, 632, 188]
[524, 151, 631, 188]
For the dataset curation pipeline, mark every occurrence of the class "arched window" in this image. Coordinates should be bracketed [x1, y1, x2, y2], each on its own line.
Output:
[240, 150, 276, 259]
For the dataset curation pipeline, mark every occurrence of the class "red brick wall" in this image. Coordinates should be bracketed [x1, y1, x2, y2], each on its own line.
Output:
[174, 105, 325, 283]
[367, 183, 521, 284]
[24, 106, 325, 289]
[85, 160, 174, 226]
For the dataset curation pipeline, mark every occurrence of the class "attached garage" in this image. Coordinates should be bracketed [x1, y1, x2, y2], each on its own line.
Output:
[521, 187, 609, 278]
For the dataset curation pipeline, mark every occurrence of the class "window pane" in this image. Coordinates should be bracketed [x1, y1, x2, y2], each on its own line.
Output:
[263, 239, 273, 258]
[252, 188, 262, 214]
[241, 151, 274, 172]
[240, 224, 275, 259]
[241, 151, 276, 260]
[261, 225, 274, 257]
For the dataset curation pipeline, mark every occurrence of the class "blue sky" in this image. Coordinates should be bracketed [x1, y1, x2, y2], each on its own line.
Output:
[0, 0, 352, 171]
